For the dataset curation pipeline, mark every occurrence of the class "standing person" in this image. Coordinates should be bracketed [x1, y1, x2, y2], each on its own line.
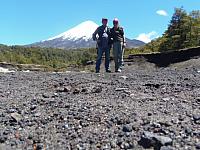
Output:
[110, 18, 126, 73]
[92, 18, 111, 73]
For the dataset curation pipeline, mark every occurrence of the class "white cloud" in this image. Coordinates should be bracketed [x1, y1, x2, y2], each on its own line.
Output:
[136, 31, 159, 43]
[156, 10, 168, 16]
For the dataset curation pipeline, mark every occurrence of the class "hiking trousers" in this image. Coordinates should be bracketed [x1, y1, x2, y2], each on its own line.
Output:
[96, 47, 110, 72]
[113, 41, 124, 71]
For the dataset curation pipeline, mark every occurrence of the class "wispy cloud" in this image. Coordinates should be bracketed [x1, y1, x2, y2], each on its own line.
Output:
[136, 31, 159, 43]
[156, 10, 168, 16]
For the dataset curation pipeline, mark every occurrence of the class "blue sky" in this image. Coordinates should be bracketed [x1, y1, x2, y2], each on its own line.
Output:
[0, 0, 199, 45]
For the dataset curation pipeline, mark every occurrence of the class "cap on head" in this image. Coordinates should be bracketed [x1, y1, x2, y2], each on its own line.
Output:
[113, 18, 119, 24]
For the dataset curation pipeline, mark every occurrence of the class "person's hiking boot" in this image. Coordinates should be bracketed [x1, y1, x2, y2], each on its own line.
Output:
[106, 69, 111, 73]
[115, 69, 122, 73]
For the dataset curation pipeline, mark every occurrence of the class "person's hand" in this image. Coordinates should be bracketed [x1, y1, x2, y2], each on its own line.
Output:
[92, 37, 96, 41]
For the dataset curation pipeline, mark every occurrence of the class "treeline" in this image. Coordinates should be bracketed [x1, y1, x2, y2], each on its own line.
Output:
[0, 45, 96, 69]
[128, 8, 200, 54]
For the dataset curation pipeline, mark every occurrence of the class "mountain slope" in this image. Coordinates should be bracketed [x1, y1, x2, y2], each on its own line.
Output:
[31, 21, 145, 49]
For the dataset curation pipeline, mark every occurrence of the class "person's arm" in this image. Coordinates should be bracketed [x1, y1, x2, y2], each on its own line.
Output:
[122, 28, 126, 47]
[108, 27, 113, 45]
[92, 27, 99, 41]
[123, 36, 126, 47]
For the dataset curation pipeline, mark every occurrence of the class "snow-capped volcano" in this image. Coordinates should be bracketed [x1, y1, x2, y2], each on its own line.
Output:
[31, 20, 145, 49]
[46, 21, 98, 41]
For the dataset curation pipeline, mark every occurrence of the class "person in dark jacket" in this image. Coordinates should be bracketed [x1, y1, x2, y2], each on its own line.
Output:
[110, 18, 126, 72]
[92, 18, 111, 73]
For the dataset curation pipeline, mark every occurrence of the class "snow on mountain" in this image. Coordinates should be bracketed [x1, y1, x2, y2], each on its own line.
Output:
[46, 21, 98, 41]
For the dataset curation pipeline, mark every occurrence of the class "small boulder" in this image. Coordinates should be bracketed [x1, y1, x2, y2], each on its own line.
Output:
[73, 88, 80, 94]
[42, 93, 50, 98]
[120, 76, 128, 80]
[193, 114, 200, 124]
[57, 86, 71, 93]
[196, 142, 200, 149]
[10, 113, 22, 122]
[122, 125, 132, 132]
[196, 97, 200, 104]
[92, 86, 102, 93]
[160, 146, 175, 150]
[115, 88, 129, 91]
[30, 105, 37, 111]
[0, 135, 7, 143]
[138, 131, 173, 149]
[193, 114, 200, 121]
[64, 86, 71, 92]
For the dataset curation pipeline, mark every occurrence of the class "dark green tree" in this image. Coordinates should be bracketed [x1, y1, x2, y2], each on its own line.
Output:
[161, 8, 189, 51]
[189, 10, 200, 46]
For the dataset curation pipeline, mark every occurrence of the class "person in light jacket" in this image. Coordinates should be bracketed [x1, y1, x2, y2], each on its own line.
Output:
[110, 18, 126, 72]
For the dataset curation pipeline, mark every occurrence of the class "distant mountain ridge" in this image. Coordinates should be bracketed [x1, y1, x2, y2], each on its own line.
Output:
[31, 21, 145, 49]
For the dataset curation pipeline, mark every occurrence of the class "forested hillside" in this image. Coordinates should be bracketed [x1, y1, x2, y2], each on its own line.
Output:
[127, 8, 200, 54]
[0, 45, 96, 69]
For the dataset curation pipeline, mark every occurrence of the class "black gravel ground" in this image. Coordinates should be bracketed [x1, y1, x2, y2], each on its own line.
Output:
[0, 62, 200, 150]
